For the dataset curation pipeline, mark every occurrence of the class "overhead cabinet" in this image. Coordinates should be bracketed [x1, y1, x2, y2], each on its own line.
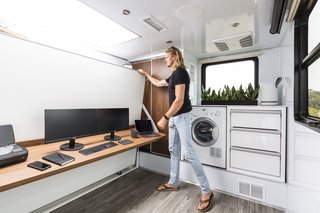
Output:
[227, 106, 286, 182]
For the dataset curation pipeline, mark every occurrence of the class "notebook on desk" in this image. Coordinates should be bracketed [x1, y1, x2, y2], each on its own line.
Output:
[134, 120, 160, 138]
[42, 152, 74, 166]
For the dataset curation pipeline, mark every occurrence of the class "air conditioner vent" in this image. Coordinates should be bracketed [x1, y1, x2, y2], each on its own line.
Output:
[240, 35, 253, 47]
[140, 15, 167, 33]
[212, 31, 254, 52]
[214, 42, 229, 51]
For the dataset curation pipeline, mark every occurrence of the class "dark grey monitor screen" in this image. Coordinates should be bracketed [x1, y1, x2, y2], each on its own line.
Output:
[97, 108, 129, 133]
[45, 108, 129, 144]
[45, 109, 98, 143]
[97, 108, 129, 141]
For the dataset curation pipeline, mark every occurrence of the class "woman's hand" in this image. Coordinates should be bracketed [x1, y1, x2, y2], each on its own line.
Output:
[137, 69, 147, 76]
[157, 117, 168, 130]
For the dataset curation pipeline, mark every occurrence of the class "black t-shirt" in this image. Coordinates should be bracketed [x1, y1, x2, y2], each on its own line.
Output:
[165, 67, 192, 116]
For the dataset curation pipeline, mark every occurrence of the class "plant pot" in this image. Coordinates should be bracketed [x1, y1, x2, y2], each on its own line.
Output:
[201, 100, 258, 105]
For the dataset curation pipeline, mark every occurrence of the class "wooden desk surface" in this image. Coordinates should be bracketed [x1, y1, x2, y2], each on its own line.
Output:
[0, 130, 164, 192]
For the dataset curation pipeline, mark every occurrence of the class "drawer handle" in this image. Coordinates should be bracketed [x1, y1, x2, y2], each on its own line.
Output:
[231, 127, 280, 134]
[231, 146, 280, 157]
[230, 110, 281, 115]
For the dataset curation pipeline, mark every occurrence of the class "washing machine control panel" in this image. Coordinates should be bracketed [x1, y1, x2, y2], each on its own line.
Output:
[193, 107, 222, 117]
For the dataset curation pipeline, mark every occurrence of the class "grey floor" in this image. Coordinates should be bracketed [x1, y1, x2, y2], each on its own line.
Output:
[52, 168, 284, 213]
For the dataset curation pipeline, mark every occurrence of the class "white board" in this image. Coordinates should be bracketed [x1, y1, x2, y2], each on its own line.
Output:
[0, 33, 145, 141]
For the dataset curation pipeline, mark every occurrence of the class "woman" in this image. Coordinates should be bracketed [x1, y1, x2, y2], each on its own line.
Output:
[137, 46, 214, 212]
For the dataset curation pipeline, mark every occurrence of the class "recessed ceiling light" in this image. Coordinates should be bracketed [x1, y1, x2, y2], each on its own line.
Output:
[122, 9, 130, 15]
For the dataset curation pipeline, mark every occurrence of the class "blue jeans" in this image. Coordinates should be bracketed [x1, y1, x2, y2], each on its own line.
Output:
[167, 112, 211, 194]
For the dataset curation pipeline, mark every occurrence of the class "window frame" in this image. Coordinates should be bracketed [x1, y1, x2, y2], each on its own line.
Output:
[201, 57, 259, 91]
[294, 0, 320, 132]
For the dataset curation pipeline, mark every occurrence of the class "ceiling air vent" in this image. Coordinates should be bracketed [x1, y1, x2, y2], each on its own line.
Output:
[141, 15, 167, 33]
[240, 35, 253, 47]
[214, 42, 229, 51]
[212, 31, 254, 52]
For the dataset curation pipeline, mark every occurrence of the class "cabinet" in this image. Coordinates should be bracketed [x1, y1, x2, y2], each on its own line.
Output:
[227, 106, 286, 182]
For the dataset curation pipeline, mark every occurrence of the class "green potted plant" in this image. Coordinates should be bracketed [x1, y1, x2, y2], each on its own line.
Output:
[201, 83, 259, 105]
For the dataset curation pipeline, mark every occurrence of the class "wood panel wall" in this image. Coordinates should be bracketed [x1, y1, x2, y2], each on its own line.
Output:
[132, 61, 151, 120]
[132, 58, 171, 156]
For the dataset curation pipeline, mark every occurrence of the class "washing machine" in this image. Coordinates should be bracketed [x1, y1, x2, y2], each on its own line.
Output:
[189, 106, 227, 169]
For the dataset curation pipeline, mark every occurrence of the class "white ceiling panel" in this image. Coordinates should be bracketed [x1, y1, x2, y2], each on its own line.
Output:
[79, 0, 292, 60]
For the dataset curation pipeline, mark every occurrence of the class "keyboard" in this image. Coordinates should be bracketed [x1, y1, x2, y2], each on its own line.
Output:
[79, 141, 118, 156]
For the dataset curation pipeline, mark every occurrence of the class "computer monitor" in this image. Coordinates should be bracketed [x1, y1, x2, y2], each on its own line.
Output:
[45, 109, 97, 151]
[97, 108, 129, 141]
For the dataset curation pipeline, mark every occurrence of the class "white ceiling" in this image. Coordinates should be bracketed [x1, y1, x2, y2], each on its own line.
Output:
[79, 0, 292, 61]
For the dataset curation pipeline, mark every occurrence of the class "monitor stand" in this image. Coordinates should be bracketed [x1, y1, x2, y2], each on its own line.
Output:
[60, 138, 84, 151]
[104, 131, 121, 141]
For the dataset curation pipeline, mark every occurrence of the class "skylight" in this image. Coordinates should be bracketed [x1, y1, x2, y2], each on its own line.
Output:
[0, 0, 139, 52]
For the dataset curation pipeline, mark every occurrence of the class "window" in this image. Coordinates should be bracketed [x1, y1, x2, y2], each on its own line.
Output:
[308, 59, 320, 118]
[307, 2, 320, 119]
[201, 57, 258, 92]
[295, 0, 320, 131]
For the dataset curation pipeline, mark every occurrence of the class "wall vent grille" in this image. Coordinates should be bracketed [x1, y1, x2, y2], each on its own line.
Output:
[238, 180, 265, 201]
[239, 181, 250, 196]
[140, 15, 167, 33]
[210, 147, 222, 158]
[251, 184, 263, 200]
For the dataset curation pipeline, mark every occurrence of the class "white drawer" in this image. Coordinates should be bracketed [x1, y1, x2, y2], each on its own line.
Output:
[230, 148, 280, 177]
[231, 110, 281, 130]
[231, 129, 281, 152]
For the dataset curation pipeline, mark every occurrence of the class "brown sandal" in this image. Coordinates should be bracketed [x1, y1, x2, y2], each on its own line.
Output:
[197, 192, 214, 212]
[156, 184, 180, 191]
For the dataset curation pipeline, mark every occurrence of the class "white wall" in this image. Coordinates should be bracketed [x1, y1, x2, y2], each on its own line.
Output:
[287, 124, 320, 213]
[258, 48, 281, 84]
[0, 33, 145, 141]
[278, 24, 320, 213]
[182, 49, 198, 105]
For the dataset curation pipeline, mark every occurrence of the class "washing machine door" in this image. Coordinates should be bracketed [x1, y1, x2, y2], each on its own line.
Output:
[192, 117, 219, 147]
